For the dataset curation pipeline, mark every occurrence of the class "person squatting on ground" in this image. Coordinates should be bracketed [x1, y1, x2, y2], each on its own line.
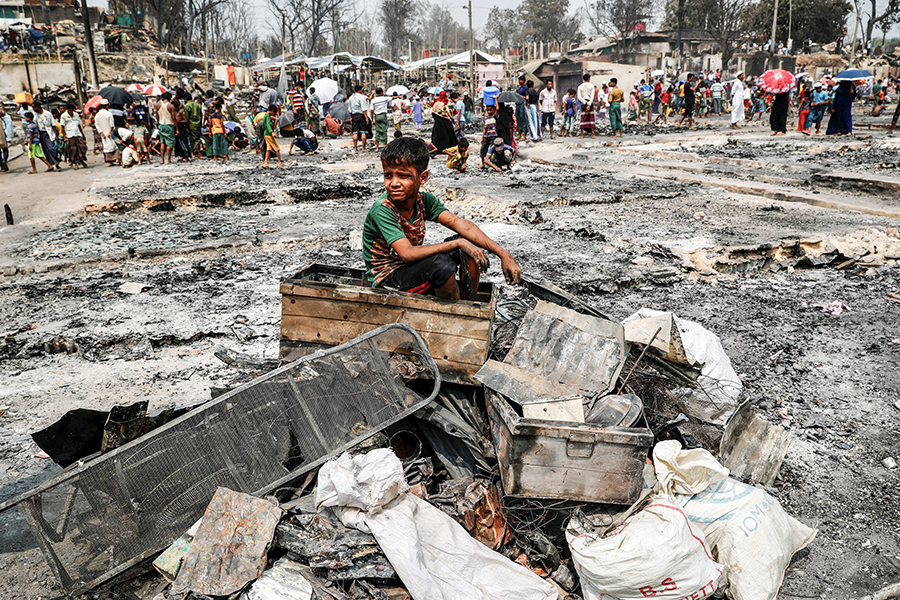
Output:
[485, 137, 517, 172]
[362, 137, 521, 300]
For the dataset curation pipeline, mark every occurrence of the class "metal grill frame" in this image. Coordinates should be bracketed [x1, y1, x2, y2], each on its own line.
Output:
[0, 324, 440, 595]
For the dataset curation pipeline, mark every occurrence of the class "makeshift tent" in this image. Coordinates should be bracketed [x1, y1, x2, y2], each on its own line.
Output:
[403, 50, 506, 72]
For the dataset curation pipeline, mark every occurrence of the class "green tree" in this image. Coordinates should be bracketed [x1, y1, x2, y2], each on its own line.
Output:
[583, 0, 657, 51]
[520, 0, 581, 44]
[743, 0, 851, 44]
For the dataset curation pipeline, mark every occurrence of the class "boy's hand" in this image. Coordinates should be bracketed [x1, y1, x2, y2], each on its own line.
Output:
[457, 239, 489, 271]
[501, 255, 522, 285]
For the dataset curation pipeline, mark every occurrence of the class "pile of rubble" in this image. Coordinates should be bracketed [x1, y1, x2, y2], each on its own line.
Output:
[0, 275, 819, 600]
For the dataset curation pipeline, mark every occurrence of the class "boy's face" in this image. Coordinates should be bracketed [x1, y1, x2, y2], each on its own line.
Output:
[382, 160, 429, 204]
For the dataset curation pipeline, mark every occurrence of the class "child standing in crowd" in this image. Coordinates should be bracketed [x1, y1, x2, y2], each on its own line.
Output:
[24, 112, 54, 173]
[559, 89, 577, 137]
[412, 96, 424, 130]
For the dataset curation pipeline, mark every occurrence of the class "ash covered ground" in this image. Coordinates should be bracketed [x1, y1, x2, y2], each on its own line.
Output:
[1, 121, 899, 599]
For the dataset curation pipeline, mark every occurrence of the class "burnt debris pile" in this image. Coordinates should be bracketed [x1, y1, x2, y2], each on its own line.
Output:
[0, 270, 819, 600]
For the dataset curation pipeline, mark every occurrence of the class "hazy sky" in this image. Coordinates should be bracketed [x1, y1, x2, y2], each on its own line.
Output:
[92, 0, 900, 56]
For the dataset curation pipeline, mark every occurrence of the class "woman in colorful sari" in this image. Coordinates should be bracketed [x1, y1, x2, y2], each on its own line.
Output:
[430, 90, 457, 152]
[524, 80, 541, 141]
[825, 80, 855, 136]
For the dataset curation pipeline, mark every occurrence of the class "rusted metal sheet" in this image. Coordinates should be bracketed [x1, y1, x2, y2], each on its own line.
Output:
[486, 390, 653, 505]
[431, 477, 511, 550]
[719, 400, 792, 486]
[280, 264, 497, 385]
[171, 487, 283, 597]
[273, 513, 396, 580]
[476, 301, 626, 402]
[504, 301, 625, 396]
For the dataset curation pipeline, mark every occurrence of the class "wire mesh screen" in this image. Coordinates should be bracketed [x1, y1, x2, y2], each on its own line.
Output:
[3, 324, 439, 594]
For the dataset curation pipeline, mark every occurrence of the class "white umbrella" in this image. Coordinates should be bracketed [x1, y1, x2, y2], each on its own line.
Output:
[386, 84, 410, 97]
[309, 78, 339, 103]
[125, 83, 144, 93]
[651, 69, 665, 78]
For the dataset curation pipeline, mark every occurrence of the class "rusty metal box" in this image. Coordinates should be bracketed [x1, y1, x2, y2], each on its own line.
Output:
[280, 264, 497, 385]
[486, 389, 654, 505]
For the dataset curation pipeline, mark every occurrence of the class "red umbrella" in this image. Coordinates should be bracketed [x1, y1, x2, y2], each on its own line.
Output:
[84, 95, 102, 113]
[143, 84, 168, 97]
[758, 69, 796, 94]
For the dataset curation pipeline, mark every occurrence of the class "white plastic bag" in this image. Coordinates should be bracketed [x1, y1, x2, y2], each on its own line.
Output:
[675, 478, 817, 600]
[623, 309, 742, 425]
[654, 440, 729, 496]
[566, 494, 725, 600]
[655, 441, 817, 600]
[316, 449, 557, 600]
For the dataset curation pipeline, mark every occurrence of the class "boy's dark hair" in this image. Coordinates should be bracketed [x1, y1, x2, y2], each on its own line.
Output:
[450, 91, 459, 99]
[583, 74, 590, 81]
[24, 111, 34, 120]
[526, 80, 534, 88]
[376, 87, 383, 94]
[354, 84, 363, 92]
[568, 88, 576, 95]
[393, 130, 403, 138]
[162, 91, 172, 100]
[458, 137, 469, 148]
[267, 105, 278, 112]
[381, 136, 429, 173]
[610, 78, 617, 84]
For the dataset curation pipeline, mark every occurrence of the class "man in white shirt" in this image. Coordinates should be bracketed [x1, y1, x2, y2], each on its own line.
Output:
[730, 71, 746, 129]
[347, 84, 370, 152]
[60, 103, 88, 168]
[369, 87, 390, 151]
[224, 88, 237, 120]
[538, 80, 558, 140]
[577, 73, 596, 138]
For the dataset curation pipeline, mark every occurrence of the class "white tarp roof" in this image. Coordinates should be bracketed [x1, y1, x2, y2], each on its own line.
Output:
[0, 17, 31, 29]
[402, 49, 505, 71]
[305, 52, 400, 71]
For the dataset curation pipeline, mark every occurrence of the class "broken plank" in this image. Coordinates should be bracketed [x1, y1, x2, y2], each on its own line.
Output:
[280, 282, 497, 320]
[282, 295, 491, 339]
[281, 315, 489, 366]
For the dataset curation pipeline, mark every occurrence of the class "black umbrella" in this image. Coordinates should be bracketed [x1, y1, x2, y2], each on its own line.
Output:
[328, 101, 350, 121]
[99, 86, 135, 105]
[497, 91, 525, 104]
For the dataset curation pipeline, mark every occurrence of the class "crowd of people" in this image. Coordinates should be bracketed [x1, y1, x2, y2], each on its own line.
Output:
[4, 67, 900, 177]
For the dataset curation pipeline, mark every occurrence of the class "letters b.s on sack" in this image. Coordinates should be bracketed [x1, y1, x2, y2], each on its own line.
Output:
[566, 494, 725, 600]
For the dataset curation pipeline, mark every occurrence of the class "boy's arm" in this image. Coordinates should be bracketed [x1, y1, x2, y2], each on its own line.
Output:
[436, 211, 521, 283]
